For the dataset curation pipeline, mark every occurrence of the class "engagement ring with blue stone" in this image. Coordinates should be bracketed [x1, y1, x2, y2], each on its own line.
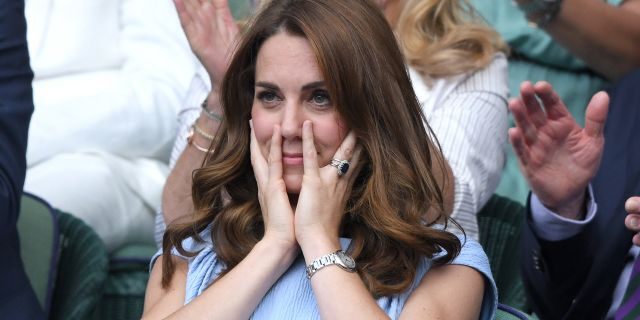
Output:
[330, 159, 350, 177]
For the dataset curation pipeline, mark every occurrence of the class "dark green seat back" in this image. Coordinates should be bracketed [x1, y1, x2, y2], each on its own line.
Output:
[496, 303, 535, 319]
[17, 192, 60, 316]
[478, 194, 528, 311]
[50, 211, 109, 320]
[92, 244, 157, 320]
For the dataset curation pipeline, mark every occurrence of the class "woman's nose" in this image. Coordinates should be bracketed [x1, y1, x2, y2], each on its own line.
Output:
[279, 102, 304, 139]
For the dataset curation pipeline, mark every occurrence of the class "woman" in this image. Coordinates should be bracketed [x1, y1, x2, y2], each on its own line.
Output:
[159, 0, 508, 242]
[144, 0, 496, 318]
[384, 0, 509, 237]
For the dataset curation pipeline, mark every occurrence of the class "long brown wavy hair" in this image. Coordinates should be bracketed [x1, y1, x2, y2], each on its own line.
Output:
[397, 0, 508, 80]
[162, 0, 461, 297]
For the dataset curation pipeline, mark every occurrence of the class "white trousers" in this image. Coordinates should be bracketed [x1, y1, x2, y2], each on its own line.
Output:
[24, 152, 167, 252]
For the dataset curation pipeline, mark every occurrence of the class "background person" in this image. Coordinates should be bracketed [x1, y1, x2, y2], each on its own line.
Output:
[23, 0, 198, 251]
[509, 70, 640, 318]
[0, 0, 45, 317]
[471, 0, 640, 204]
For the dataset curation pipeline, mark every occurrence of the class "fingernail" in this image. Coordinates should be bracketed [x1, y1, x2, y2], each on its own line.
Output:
[631, 217, 639, 228]
[627, 198, 640, 212]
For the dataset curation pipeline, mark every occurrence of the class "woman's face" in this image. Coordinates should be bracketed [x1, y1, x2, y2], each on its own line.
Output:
[251, 32, 348, 194]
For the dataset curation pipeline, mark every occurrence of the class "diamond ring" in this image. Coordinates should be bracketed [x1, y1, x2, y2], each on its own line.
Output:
[330, 159, 350, 177]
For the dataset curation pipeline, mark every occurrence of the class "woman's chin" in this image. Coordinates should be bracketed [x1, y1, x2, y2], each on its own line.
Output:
[283, 175, 302, 195]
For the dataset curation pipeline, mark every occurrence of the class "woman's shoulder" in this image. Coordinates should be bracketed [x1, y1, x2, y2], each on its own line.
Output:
[426, 234, 493, 279]
[450, 236, 498, 319]
[382, 235, 497, 319]
[452, 236, 492, 273]
[150, 226, 225, 303]
[419, 52, 508, 108]
[150, 227, 217, 274]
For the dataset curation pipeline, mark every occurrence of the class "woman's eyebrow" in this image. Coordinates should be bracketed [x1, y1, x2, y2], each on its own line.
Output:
[255, 81, 279, 90]
[301, 81, 325, 91]
[255, 81, 325, 91]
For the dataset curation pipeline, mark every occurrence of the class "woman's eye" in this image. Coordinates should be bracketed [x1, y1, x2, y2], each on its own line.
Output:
[311, 91, 331, 106]
[257, 91, 280, 105]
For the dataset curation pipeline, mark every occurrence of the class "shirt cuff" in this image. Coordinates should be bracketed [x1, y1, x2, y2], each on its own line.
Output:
[530, 185, 597, 241]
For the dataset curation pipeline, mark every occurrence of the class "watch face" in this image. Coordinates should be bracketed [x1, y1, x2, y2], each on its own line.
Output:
[338, 251, 356, 269]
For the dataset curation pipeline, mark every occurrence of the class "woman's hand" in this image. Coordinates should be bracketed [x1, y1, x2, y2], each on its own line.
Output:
[294, 121, 362, 258]
[250, 122, 297, 252]
[174, 0, 239, 88]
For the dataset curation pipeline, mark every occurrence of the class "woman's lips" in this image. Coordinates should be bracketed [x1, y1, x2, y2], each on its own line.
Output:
[282, 153, 304, 166]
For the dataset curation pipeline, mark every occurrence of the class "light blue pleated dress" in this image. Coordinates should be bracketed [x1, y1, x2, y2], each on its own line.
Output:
[152, 227, 497, 319]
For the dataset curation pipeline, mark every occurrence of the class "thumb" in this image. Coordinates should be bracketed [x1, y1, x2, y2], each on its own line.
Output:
[584, 91, 609, 138]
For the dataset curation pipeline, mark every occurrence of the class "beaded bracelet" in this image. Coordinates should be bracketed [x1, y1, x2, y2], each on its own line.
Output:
[192, 123, 214, 140]
[187, 126, 214, 154]
[201, 98, 223, 121]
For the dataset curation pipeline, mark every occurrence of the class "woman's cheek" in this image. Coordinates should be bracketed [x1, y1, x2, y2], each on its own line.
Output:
[251, 111, 274, 158]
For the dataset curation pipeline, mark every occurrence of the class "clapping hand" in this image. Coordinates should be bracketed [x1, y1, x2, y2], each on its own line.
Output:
[509, 81, 609, 219]
[174, 0, 240, 88]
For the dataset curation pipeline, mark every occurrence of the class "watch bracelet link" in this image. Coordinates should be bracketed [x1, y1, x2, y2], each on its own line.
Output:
[306, 250, 355, 279]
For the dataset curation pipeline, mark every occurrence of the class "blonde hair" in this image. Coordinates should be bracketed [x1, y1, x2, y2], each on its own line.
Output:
[397, 0, 507, 80]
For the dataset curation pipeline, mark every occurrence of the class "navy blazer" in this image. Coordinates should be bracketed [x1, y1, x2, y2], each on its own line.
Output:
[520, 70, 640, 320]
[0, 0, 45, 318]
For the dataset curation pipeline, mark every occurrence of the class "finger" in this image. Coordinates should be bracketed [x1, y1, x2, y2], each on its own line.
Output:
[509, 97, 537, 145]
[584, 91, 609, 138]
[268, 125, 284, 182]
[520, 81, 547, 128]
[302, 120, 320, 177]
[250, 120, 268, 184]
[534, 81, 570, 120]
[333, 130, 357, 161]
[175, 0, 195, 35]
[333, 131, 359, 181]
[633, 233, 640, 247]
[211, 0, 230, 10]
[182, 0, 200, 18]
[174, 0, 186, 14]
[625, 213, 640, 232]
[181, 0, 202, 35]
[211, 0, 237, 40]
[626, 197, 640, 214]
[343, 145, 363, 187]
[198, 1, 216, 32]
[333, 144, 363, 205]
[508, 127, 530, 167]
